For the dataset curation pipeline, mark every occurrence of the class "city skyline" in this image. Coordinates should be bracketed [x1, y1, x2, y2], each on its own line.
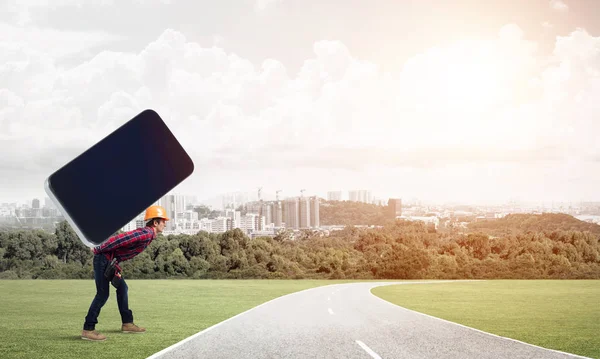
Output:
[4, 188, 597, 210]
[4, 187, 598, 209]
[2, 1, 600, 205]
[4, 185, 600, 235]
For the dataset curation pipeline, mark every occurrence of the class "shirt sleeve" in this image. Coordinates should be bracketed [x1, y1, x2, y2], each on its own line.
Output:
[93, 231, 135, 254]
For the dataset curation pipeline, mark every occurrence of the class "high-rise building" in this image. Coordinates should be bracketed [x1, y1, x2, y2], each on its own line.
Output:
[235, 210, 241, 228]
[156, 193, 190, 230]
[211, 217, 228, 233]
[388, 198, 402, 218]
[175, 194, 187, 214]
[246, 202, 262, 215]
[256, 215, 265, 231]
[284, 198, 300, 229]
[274, 201, 283, 227]
[363, 190, 372, 204]
[32, 199, 40, 209]
[279, 195, 321, 229]
[299, 197, 310, 228]
[261, 202, 273, 225]
[240, 213, 265, 232]
[159, 194, 177, 230]
[310, 196, 320, 228]
[225, 209, 242, 229]
[327, 191, 342, 201]
[349, 190, 371, 203]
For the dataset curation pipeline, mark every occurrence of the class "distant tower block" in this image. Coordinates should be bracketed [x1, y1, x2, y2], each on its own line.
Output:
[388, 198, 402, 218]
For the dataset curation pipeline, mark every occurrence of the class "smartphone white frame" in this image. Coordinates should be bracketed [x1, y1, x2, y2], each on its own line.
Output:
[44, 177, 98, 248]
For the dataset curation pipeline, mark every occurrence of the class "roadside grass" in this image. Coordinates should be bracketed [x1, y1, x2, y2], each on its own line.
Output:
[0, 279, 358, 359]
[372, 280, 600, 359]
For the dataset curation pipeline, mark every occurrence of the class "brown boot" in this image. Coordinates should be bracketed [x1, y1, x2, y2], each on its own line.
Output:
[121, 322, 146, 333]
[81, 330, 107, 341]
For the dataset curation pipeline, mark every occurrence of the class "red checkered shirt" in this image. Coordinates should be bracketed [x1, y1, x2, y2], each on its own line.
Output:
[93, 227, 156, 262]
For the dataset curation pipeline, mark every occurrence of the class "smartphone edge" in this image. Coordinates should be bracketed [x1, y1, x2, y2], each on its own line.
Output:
[44, 176, 97, 248]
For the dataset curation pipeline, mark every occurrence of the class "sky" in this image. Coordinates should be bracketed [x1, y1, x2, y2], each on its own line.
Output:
[1, 0, 600, 206]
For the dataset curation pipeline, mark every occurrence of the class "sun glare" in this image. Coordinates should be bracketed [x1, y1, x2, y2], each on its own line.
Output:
[397, 38, 518, 147]
[440, 41, 507, 112]
[400, 39, 512, 114]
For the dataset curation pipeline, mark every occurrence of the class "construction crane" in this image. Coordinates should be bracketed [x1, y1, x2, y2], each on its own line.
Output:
[276, 190, 282, 201]
[258, 187, 263, 201]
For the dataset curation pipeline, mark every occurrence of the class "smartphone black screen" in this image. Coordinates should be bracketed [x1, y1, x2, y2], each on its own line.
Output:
[45, 109, 194, 246]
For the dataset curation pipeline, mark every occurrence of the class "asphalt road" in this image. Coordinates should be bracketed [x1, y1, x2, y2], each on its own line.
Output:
[147, 281, 591, 359]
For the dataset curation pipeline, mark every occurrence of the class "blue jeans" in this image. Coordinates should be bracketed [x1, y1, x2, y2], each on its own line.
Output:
[83, 253, 133, 330]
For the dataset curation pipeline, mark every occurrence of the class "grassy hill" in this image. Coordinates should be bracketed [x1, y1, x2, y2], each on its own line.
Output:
[319, 200, 390, 226]
[468, 213, 600, 236]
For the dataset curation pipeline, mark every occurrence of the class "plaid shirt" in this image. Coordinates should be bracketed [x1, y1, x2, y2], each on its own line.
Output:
[93, 227, 156, 262]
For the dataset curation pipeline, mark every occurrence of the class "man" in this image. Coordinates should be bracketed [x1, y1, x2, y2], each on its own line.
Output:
[81, 205, 168, 341]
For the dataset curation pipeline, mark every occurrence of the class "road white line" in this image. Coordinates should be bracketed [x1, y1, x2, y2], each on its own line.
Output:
[356, 340, 382, 359]
[328, 308, 334, 315]
[146, 283, 348, 359]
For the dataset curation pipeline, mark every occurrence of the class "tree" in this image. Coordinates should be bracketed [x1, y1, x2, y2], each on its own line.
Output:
[193, 205, 212, 218]
[458, 233, 491, 260]
[55, 221, 90, 264]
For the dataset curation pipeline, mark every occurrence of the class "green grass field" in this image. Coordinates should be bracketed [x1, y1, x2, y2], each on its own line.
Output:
[0, 279, 352, 359]
[372, 280, 600, 359]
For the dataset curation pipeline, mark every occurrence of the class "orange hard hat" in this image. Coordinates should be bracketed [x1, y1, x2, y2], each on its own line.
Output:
[144, 205, 169, 221]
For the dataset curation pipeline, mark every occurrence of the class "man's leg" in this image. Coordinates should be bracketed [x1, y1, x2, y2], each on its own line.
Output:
[117, 275, 145, 333]
[82, 254, 110, 341]
[116, 277, 133, 323]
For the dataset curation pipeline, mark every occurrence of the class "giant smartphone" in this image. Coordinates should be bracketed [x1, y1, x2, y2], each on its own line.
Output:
[44, 109, 194, 247]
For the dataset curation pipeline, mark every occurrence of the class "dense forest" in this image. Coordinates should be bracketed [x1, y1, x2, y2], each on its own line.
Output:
[468, 213, 600, 236]
[0, 211, 598, 280]
[319, 200, 390, 226]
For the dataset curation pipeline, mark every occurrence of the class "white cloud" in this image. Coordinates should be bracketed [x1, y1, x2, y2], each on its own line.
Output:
[550, 0, 568, 12]
[2, 24, 600, 202]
